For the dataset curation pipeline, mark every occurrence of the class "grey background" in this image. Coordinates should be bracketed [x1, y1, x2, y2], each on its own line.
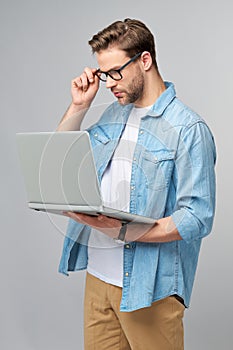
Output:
[1, 0, 232, 349]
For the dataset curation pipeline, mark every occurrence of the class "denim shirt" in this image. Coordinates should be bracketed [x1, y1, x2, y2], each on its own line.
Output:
[59, 82, 216, 312]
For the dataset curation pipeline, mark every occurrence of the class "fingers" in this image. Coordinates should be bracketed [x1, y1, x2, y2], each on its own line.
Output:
[97, 215, 121, 228]
[84, 67, 98, 83]
[72, 67, 97, 92]
[63, 211, 89, 224]
[63, 212, 121, 229]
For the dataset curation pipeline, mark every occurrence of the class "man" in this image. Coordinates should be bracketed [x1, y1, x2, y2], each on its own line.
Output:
[57, 18, 216, 350]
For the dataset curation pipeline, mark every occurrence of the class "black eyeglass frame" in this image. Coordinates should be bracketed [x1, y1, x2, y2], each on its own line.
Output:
[96, 52, 142, 82]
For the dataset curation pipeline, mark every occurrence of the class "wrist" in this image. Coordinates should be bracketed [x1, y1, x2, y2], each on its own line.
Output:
[70, 101, 91, 113]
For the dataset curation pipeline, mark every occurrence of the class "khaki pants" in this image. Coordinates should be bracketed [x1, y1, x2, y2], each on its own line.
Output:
[84, 273, 185, 350]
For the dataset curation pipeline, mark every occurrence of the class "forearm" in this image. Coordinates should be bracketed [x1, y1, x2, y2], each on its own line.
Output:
[133, 216, 182, 243]
[56, 102, 90, 131]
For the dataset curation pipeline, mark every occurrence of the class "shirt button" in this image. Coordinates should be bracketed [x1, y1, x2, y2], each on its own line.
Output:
[125, 244, 130, 249]
[131, 185, 135, 190]
[133, 157, 137, 162]
[125, 272, 129, 277]
[139, 130, 144, 134]
[94, 133, 98, 137]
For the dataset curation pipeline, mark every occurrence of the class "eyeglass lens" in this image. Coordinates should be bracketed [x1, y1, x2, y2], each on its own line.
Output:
[97, 70, 122, 82]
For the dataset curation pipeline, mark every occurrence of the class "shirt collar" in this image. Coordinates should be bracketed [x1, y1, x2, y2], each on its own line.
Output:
[147, 81, 176, 117]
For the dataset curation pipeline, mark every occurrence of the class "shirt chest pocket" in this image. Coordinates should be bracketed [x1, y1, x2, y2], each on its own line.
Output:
[89, 129, 111, 158]
[141, 149, 176, 191]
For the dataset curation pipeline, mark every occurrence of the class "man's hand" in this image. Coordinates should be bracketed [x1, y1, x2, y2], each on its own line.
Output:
[63, 212, 154, 241]
[57, 67, 100, 131]
[63, 212, 122, 239]
[71, 67, 100, 109]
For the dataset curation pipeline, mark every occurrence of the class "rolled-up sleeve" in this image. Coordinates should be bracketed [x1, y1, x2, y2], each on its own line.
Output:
[171, 121, 216, 243]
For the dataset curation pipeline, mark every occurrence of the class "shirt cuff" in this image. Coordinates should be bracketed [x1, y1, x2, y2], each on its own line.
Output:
[171, 208, 201, 243]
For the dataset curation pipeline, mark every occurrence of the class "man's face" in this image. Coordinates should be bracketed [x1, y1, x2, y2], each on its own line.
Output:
[96, 47, 145, 106]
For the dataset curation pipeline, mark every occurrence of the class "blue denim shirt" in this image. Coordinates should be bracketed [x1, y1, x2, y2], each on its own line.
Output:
[59, 82, 216, 312]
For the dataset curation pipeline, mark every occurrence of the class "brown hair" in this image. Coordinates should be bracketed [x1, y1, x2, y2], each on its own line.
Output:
[88, 18, 158, 70]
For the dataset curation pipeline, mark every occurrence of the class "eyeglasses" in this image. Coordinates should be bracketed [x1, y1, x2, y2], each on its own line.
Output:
[95, 52, 142, 82]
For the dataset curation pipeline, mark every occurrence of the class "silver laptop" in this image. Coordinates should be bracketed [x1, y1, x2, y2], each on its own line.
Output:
[16, 131, 156, 224]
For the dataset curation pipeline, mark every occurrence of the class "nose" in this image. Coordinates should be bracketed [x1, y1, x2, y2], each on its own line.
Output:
[105, 75, 117, 89]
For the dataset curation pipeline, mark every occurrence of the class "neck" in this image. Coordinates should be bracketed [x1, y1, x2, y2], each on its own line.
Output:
[134, 70, 166, 108]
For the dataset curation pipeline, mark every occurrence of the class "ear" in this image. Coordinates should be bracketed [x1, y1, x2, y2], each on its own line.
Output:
[140, 51, 153, 71]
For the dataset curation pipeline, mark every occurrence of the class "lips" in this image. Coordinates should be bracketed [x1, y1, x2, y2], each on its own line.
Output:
[112, 90, 123, 98]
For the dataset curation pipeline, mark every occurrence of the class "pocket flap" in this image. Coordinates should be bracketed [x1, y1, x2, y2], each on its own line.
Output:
[143, 149, 176, 163]
[90, 128, 111, 145]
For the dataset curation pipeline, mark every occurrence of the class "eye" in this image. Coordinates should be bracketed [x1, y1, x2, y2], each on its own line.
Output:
[107, 70, 122, 80]
[107, 69, 118, 75]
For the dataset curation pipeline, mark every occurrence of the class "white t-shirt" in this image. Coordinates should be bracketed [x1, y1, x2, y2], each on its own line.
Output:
[87, 106, 151, 287]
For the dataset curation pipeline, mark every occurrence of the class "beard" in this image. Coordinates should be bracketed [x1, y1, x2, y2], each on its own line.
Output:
[117, 71, 145, 105]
